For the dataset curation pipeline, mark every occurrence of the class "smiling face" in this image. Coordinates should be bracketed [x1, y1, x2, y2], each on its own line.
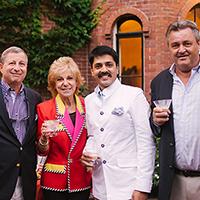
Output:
[55, 69, 77, 102]
[91, 54, 118, 90]
[48, 57, 83, 98]
[0, 52, 28, 92]
[168, 28, 200, 74]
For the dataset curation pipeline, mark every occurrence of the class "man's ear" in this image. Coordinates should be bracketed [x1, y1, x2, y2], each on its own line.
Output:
[90, 67, 94, 76]
[0, 63, 3, 73]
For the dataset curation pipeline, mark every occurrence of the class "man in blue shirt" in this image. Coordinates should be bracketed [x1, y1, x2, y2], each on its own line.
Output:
[150, 20, 200, 200]
[0, 46, 42, 200]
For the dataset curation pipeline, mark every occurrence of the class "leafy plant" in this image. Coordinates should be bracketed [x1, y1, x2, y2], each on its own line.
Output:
[0, 0, 103, 91]
[150, 137, 160, 198]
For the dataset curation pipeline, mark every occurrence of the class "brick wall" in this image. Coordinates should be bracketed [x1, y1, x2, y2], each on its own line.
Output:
[42, 0, 199, 98]
[86, 0, 199, 98]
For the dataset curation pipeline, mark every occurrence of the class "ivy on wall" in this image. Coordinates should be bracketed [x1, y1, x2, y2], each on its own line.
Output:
[0, 0, 102, 90]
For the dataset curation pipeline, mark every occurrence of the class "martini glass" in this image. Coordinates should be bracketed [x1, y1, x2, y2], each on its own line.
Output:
[153, 99, 172, 109]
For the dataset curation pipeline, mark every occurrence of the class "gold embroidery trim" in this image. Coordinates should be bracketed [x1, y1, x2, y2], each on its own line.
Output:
[44, 163, 66, 174]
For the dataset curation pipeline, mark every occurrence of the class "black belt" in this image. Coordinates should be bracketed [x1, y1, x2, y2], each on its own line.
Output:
[175, 168, 200, 177]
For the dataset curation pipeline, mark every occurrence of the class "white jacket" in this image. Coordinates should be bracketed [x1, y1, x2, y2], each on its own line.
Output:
[84, 79, 155, 200]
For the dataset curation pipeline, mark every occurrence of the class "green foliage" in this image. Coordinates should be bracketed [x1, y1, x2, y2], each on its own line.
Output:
[0, 0, 101, 91]
[78, 82, 90, 97]
[153, 137, 160, 188]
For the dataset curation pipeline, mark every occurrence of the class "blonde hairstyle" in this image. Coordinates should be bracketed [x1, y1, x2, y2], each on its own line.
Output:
[0, 46, 28, 64]
[48, 56, 84, 97]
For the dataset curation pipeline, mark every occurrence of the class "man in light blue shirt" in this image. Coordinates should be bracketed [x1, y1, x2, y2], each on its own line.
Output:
[150, 20, 200, 200]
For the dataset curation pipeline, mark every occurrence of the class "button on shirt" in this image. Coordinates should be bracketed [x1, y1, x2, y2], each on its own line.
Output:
[1, 80, 28, 144]
[170, 63, 200, 170]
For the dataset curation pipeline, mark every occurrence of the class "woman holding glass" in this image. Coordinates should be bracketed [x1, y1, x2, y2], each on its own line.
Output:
[36, 57, 91, 200]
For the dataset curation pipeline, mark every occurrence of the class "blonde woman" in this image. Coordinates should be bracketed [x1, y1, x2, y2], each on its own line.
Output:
[37, 57, 91, 200]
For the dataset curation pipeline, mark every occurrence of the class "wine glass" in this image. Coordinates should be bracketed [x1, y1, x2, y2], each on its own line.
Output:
[84, 135, 101, 170]
[153, 99, 172, 109]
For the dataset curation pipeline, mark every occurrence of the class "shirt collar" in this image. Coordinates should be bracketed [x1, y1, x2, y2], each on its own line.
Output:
[169, 62, 200, 76]
[94, 78, 121, 98]
[1, 79, 24, 95]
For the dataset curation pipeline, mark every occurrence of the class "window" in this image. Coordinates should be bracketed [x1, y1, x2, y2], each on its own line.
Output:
[115, 15, 143, 88]
[186, 3, 200, 29]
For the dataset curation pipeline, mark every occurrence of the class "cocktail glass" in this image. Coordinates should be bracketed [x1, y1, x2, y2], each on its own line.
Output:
[153, 99, 172, 109]
[44, 120, 60, 137]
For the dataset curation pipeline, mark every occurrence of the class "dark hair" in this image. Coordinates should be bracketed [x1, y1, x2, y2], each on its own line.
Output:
[166, 20, 200, 44]
[88, 45, 119, 67]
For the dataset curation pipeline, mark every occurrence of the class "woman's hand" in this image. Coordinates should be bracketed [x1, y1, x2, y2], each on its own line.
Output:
[37, 121, 55, 152]
[41, 121, 58, 139]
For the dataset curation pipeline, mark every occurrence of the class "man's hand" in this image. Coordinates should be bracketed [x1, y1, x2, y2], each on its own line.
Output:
[132, 190, 148, 200]
[153, 106, 171, 126]
[80, 152, 96, 172]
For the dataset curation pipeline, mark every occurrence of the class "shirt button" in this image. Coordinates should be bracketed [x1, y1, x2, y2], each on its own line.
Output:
[20, 147, 23, 151]
[100, 111, 104, 115]
[16, 163, 20, 167]
[101, 144, 105, 148]
[100, 128, 104, 132]
[103, 160, 106, 164]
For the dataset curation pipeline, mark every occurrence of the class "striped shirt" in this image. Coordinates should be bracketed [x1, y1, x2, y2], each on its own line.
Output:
[1, 80, 28, 144]
[170, 63, 200, 170]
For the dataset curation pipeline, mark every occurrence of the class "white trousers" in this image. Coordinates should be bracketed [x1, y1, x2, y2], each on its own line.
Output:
[10, 177, 24, 200]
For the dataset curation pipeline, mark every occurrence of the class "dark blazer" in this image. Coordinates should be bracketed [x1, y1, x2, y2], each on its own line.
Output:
[150, 68, 175, 200]
[0, 85, 42, 200]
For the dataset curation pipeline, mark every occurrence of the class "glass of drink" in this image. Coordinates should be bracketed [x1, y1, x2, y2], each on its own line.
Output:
[84, 135, 101, 170]
[153, 99, 172, 109]
[44, 120, 60, 137]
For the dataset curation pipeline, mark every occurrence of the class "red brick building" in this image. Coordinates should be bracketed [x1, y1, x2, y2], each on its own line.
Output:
[72, 0, 200, 99]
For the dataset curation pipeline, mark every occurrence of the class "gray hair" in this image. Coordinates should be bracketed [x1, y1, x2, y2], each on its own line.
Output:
[0, 46, 28, 64]
[166, 20, 200, 44]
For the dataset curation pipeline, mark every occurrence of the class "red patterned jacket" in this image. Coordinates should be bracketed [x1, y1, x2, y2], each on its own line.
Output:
[37, 95, 91, 192]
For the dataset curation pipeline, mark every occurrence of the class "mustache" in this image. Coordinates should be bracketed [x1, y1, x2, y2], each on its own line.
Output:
[98, 71, 112, 78]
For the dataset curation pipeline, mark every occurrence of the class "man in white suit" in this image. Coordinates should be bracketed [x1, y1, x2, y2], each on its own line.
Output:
[81, 45, 155, 200]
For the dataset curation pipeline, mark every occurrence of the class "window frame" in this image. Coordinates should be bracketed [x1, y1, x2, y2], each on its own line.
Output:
[115, 15, 144, 89]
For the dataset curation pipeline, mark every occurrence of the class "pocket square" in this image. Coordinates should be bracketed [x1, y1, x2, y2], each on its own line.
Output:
[111, 107, 124, 116]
